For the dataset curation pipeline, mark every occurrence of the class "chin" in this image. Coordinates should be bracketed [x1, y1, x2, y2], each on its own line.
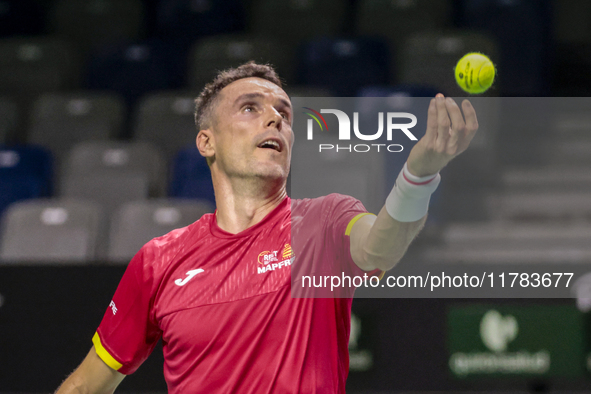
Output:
[251, 162, 289, 180]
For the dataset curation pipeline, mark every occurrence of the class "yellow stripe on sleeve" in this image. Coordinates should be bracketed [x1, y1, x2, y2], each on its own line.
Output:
[92, 332, 123, 371]
[345, 213, 375, 236]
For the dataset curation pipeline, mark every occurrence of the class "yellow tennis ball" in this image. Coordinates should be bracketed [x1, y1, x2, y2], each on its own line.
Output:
[455, 53, 495, 94]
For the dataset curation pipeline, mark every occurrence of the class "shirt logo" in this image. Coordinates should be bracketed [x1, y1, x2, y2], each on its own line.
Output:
[175, 269, 205, 286]
[258, 250, 279, 265]
[109, 300, 118, 315]
[257, 244, 294, 274]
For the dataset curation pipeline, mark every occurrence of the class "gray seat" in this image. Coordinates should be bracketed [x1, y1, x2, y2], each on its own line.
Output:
[187, 35, 294, 91]
[107, 198, 213, 262]
[49, 0, 145, 56]
[60, 141, 166, 217]
[487, 191, 591, 222]
[285, 86, 333, 98]
[248, 0, 348, 48]
[399, 30, 499, 97]
[133, 91, 199, 160]
[357, 0, 451, 47]
[28, 92, 125, 167]
[0, 37, 79, 101]
[356, 0, 452, 77]
[0, 96, 18, 143]
[421, 222, 591, 264]
[0, 199, 102, 264]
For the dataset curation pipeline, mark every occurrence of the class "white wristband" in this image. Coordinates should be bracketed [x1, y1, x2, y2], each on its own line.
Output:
[385, 163, 441, 222]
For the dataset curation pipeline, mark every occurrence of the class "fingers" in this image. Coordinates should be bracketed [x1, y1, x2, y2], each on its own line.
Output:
[462, 99, 479, 137]
[424, 98, 438, 141]
[425, 95, 479, 153]
[444, 97, 465, 149]
[435, 95, 451, 149]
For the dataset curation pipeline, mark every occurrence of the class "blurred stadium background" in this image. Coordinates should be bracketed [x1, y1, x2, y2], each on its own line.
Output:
[1, 0, 591, 392]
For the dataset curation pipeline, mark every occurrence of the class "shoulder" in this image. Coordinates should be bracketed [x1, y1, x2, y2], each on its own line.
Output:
[292, 193, 365, 216]
[131, 213, 214, 276]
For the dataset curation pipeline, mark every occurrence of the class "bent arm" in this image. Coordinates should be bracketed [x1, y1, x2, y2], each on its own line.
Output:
[55, 346, 125, 394]
[350, 206, 426, 271]
[351, 95, 478, 272]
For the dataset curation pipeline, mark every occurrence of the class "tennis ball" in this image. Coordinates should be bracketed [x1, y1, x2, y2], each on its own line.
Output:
[454, 53, 495, 94]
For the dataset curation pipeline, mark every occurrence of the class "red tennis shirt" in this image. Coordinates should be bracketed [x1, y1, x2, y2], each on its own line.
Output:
[93, 194, 376, 393]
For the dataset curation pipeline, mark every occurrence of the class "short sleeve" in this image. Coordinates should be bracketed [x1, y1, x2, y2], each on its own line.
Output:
[94, 245, 162, 375]
[323, 194, 382, 278]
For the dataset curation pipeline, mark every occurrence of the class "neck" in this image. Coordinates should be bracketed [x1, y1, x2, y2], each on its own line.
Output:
[212, 172, 288, 234]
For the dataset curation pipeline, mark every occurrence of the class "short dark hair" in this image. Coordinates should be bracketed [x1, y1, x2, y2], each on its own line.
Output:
[194, 61, 283, 131]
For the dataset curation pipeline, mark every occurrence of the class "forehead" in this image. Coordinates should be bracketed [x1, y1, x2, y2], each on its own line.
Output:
[218, 77, 291, 107]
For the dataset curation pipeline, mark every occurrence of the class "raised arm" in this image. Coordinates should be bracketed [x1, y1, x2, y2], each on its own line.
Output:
[351, 94, 479, 271]
[55, 346, 125, 394]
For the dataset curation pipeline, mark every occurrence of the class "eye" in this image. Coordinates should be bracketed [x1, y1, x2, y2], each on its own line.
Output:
[242, 104, 257, 113]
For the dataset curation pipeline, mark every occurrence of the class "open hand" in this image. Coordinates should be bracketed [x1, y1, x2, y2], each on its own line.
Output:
[406, 94, 479, 177]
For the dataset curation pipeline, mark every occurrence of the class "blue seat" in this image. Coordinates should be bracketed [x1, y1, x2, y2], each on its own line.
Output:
[156, 0, 245, 43]
[0, 145, 53, 215]
[457, 0, 552, 96]
[298, 37, 391, 97]
[169, 147, 215, 206]
[0, 0, 44, 37]
[86, 39, 181, 106]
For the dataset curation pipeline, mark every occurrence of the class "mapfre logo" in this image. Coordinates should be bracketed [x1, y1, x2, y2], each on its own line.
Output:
[257, 244, 294, 274]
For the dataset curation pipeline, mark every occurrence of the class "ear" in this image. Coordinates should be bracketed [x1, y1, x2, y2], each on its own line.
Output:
[197, 129, 215, 159]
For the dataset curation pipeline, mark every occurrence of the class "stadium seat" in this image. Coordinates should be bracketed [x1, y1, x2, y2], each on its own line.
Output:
[0, 144, 53, 218]
[0, 96, 17, 143]
[356, 0, 452, 77]
[285, 86, 333, 98]
[297, 37, 391, 97]
[248, 0, 348, 48]
[421, 221, 591, 264]
[49, 0, 145, 56]
[60, 142, 167, 212]
[457, 0, 552, 96]
[554, 0, 591, 45]
[27, 92, 125, 167]
[86, 39, 181, 106]
[0, 37, 80, 101]
[169, 147, 215, 206]
[156, 0, 245, 42]
[0, 144, 52, 195]
[356, 0, 451, 46]
[0, 199, 103, 263]
[0, 0, 45, 37]
[133, 91, 199, 160]
[107, 198, 213, 262]
[187, 35, 294, 91]
[399, 30, 498, 97]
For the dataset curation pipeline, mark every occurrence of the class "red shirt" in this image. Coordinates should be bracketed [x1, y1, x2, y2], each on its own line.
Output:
[94, 194, 376, 393]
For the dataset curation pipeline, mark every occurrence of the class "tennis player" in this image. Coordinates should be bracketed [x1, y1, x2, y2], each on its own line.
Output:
[56, 62, 478, 393]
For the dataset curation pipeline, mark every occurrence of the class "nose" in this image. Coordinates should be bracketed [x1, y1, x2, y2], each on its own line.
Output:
[266, 107, 283, 131]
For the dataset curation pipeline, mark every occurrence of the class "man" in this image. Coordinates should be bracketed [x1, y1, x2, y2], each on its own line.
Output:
[56, 62, 478, 393]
